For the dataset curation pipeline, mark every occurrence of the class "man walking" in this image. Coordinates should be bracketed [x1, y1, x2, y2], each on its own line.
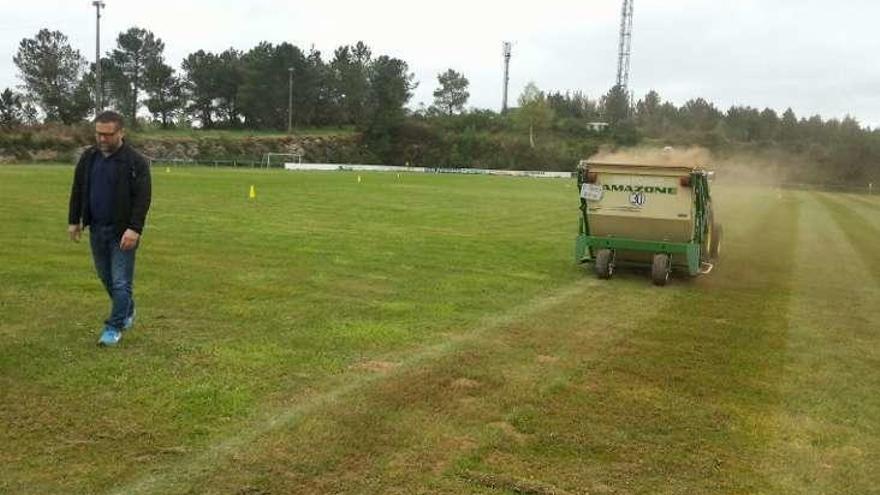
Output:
[68, 111, 152, 346]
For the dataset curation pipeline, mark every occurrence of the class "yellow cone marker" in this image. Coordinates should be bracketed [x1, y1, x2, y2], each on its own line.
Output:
[357, 175, 362, 183]
[165, 167, 170, 173]
[249, 185, 256, 199]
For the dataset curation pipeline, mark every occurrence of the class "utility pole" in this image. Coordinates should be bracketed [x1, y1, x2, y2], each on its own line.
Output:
[92, 1, 106, 114]
[501, 41, 512, 113]
[287, 67, 294, 133]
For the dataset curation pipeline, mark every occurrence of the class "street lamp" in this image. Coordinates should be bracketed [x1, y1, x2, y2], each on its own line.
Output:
[92, 1, 106, 114]
[287, 67, 294, 134]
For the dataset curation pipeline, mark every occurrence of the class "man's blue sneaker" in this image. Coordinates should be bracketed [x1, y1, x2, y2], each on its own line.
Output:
[98, 326, 122, 346]
[123, 308, 136, 331]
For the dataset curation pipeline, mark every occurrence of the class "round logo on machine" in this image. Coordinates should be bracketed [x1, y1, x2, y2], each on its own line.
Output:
[629, 191, 646, 207]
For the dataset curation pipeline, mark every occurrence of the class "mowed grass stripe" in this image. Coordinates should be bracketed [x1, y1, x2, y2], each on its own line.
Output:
[458, 187, 801, 494]
[830, 193, 880, 230]
[842, 193, 880, 213]
[817, 193, 880, 284]
[446, 187, 799, 494]
[153, 186, 801, 494]
[760, 192, 880, 493]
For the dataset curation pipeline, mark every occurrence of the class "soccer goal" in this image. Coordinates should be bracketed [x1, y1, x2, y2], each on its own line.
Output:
[263, 152, 303, 169]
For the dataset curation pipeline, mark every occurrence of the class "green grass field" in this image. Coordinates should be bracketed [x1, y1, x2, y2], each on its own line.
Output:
[1, 165, 879, 494]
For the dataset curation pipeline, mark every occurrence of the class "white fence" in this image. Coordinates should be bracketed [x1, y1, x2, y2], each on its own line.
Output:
[283, 163, 572, 179]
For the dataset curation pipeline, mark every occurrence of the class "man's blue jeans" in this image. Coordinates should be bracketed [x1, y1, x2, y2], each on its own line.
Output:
[89, 224, 136, 329]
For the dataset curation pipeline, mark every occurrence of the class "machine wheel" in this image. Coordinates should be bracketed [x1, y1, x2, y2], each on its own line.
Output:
[701, 210, 716, 263]
[594, 249, 615, 279]
[651, 253, 671, 286]
[710, 224, 723, 259]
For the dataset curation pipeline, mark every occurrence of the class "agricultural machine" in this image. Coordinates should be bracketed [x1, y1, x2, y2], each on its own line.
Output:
[574, 160, 722, 285]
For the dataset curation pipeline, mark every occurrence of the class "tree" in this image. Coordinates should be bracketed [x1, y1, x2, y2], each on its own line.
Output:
[330, 41, 372, 126]
[757, 107, 780, 141]
[0, 88, 24, 127]
[215, 49, 243, 126]
[800, 114, 827, 145]
[101, 57, 134, 118]
[237, 42, 307, 129]
[108, 27, 165, 125]
[680, 98, 722, 132]
[635, 90, 664, 136]
[602, 84, 630, 125]
[365, 55, 416, 159]
[181, 49, 221, 128]
[779, 107, 799, 143]
[307, 48, 337, 126]
[83, 58, 113, 113]
[516, 82, 554, 148]
[432, 69, 469, 115]
[724, 105, 763, 142]
[294, 46, 328, 127]
[13, 29, 92, 124]
[143, 61, 184, 127]
[546, 90, 598, 120]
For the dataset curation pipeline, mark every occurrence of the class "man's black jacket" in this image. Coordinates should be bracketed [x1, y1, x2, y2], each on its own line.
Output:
[68, 142, 152, 237]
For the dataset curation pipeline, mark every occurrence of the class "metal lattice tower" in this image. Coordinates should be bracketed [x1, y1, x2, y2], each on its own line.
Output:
[615, 0, 634, 91]
[502, 41, 512, 113]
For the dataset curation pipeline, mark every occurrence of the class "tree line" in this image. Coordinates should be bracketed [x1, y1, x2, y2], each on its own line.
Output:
[1, 27, 876, 184]
[2, 29, 421, 138]
[414, 86, 877, 184]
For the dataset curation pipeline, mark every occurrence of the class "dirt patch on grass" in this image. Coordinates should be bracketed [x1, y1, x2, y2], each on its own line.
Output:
[536, 354, 559, 364]
[349, 360, 399, 372]
[489, 421, 531, 444]
[460, 469, 574, 495]
[397, 434, 479, 476]
[450, 377, 481, 390]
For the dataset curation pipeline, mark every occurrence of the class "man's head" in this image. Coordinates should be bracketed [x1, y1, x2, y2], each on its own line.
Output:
[94, 111, 125, 155]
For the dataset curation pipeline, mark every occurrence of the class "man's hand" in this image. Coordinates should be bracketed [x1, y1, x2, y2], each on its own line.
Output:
[68, 224, 82, 242]
[120, 229, 140, 251]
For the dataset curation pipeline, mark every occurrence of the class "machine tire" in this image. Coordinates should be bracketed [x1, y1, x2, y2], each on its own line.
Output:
[594, 249, 614, 279]
[701, 210, 717, 263]
[651, 253, 671, 286]
[710, 224, 723, 259]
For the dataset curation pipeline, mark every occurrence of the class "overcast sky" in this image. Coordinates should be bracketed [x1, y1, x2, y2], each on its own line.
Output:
[2, 0, 879, 127]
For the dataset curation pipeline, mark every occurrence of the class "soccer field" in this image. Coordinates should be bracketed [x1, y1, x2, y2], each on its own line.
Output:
[1, 165, 879, 494]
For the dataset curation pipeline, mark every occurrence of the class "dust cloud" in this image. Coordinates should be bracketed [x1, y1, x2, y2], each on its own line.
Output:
[590, 146, 712, 168]
[588, 145, 819, 186]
